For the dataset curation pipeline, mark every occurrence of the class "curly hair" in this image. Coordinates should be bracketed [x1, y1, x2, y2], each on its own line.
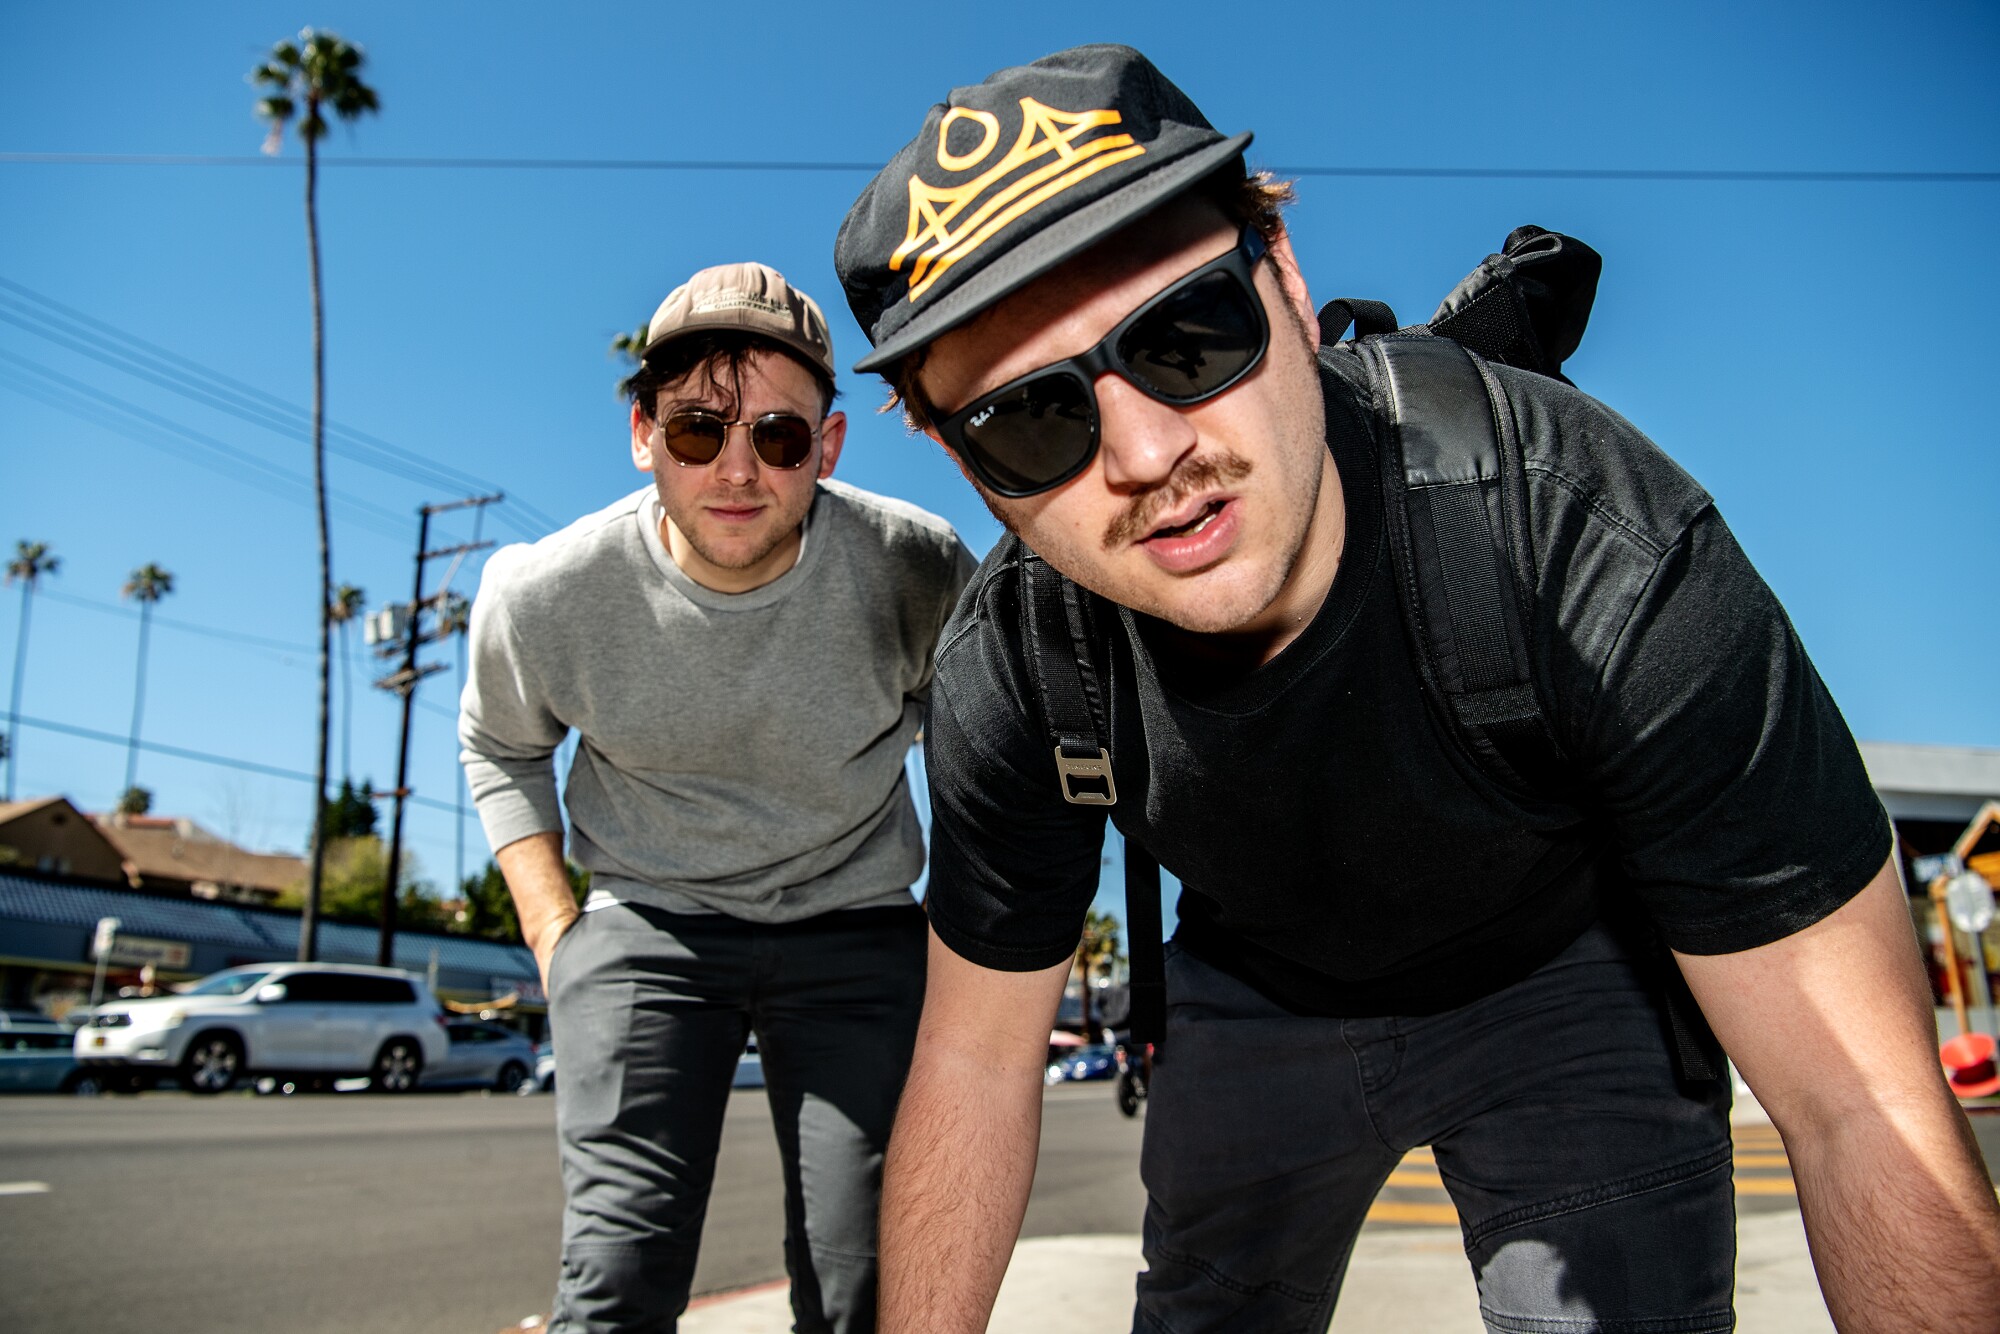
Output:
[624, 329, 837, 422]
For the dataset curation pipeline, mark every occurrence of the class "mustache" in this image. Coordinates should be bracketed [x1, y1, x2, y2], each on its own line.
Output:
[1101, 451, 1253, 550]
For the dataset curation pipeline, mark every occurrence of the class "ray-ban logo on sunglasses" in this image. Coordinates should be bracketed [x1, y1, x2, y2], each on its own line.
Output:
[891, 98, 1145, 304]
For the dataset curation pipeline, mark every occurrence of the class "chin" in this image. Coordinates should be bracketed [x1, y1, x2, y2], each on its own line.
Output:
[1112, 561, 1286, 636]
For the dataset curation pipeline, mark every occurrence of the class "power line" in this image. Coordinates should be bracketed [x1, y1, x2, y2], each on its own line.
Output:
[0, 351, 415, 542]
[37, 588, 317, 657]
[10, 713, 462, 815]
[0, 276, 558, 537]
[0, 151, 1994, 183]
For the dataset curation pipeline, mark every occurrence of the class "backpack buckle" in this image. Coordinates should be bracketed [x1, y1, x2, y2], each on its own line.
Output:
[1054, 746, 1117, 806]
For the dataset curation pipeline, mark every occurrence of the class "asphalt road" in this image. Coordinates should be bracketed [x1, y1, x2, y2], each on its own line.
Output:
[0, 1080, 1144, 1334]
[7, 1086, 1996, 1334]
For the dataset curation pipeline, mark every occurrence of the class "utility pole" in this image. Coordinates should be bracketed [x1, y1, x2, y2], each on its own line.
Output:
[370, 494, 501, 968]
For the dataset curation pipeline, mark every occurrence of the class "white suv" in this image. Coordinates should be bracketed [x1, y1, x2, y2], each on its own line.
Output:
[74, 963, 449, 1094]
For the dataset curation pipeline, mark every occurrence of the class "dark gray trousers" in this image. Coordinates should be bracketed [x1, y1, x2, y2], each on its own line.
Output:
[546, 900, 928, 1334]
[1137, 923, 1737, 1333]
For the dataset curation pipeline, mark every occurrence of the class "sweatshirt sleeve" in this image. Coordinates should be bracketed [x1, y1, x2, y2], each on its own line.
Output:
[458, 564, 567, 852]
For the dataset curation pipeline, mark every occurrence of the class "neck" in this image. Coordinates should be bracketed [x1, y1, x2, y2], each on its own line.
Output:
[659, 515, 803, 594]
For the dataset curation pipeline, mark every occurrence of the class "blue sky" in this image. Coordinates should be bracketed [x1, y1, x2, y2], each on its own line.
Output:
[3, 3, 1996, 924]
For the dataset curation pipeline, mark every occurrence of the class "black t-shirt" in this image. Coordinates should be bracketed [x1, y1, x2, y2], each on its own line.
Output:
[922, 347, 1890, 1016]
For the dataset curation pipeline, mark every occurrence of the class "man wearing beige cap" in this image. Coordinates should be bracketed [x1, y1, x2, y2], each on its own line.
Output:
[460, 261, 974, 1333]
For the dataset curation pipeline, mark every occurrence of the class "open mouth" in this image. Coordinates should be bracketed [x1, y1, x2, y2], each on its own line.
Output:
[1144, 499, 1227, 543]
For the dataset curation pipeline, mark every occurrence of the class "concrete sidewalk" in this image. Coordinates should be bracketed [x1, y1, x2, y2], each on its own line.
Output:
[675, 1088, 1835, 1334]
[674, 1210, 1831, 1333]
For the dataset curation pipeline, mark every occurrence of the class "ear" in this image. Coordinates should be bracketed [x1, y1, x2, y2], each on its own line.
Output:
[630, 400, 655, 472]
[815, 410, 847, 479]
[1265, 222, 1319, 352]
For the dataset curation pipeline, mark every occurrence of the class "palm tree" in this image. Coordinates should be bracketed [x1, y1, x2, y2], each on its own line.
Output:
[1074, 908, 1123, 1043]
[611, 321, 650, 396]
[253, 29, 379, 964]
[4, 540, 59, 801]
[119, 562, 174, 795]
[328, 583, 365, 782]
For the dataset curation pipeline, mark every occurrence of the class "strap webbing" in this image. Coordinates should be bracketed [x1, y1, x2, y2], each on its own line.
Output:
[1019, 553, 1166, 1042]
[1373, 337, 1568, 797]
[1318, 297, 1399, 346]
[1124, 841, 1165, 1045]
[1021, 557, 1115, 804]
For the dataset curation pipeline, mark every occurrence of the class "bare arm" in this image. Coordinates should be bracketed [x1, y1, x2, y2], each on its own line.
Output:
[494, 831, 579, 994]
[880, 930, 1070, 1332]
[1677, 855, 2000, 1331]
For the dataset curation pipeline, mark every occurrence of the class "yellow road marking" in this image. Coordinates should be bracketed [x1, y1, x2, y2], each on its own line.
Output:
[1385, 1168, 1444, 1187]
[1367, 1200, 1461, 1224]
[1731, 1153, 1792, 1168]
[1733, 1177, 1798, 1195]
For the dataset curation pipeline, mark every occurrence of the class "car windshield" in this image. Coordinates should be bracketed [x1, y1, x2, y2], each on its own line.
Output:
[178, 968, 275, 997]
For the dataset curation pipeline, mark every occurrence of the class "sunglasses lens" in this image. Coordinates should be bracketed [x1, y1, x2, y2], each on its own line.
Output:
[750, 415, 815, 469]
[959, 373, 1096, 495]
[660, 411, 726, 464]
[1116, 270, 1265, 402]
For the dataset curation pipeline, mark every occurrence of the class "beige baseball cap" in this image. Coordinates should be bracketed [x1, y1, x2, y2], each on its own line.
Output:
[642, 262, 835, 380]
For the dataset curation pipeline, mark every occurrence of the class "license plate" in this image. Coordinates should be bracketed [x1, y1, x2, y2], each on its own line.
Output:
[91, 1035, 106, 1048]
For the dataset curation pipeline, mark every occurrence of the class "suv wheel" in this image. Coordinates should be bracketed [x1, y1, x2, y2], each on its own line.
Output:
[60, 1071, 105, 1097]
[370, 1038, 423, 1093]
[495, 1060, 529, 1094]
[182, 1033, 244, 1094]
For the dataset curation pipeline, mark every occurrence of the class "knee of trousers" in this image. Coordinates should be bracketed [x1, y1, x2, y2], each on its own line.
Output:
[1465, 1149, 1737, 1334]
[551, 1239, 699, 1334]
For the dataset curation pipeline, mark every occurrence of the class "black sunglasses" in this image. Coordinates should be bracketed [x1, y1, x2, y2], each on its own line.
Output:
[656, 408, 819, 470]
[936, 225, 1271, 498]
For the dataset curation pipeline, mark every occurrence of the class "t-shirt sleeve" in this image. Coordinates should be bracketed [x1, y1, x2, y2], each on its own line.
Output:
[922, 587, 1109, 972]
[459, 567, 568, 853]
[1571, 508, 1891, 953]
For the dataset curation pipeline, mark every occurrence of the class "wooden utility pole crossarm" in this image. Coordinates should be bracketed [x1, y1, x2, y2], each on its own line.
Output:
[373, 494, 503, 968]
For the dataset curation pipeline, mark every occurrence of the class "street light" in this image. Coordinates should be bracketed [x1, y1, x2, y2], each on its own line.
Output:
[89, 916, 121, 1011]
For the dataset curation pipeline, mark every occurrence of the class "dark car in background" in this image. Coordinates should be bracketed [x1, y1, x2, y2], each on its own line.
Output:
[0, 1011, 98, 1094]
[421, 1020, 537, 1092]
[1045, 1043, 1119, 1086]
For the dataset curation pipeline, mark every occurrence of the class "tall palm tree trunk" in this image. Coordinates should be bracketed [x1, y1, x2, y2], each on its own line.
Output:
[300, 124, 333, 964]
[124, 600, 153, 793]
[339, 618, 353, 782]
[6, 581, 33, 801]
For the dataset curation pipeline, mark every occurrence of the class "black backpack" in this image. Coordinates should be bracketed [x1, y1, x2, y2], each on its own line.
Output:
[1021, 226, 1723, 1081]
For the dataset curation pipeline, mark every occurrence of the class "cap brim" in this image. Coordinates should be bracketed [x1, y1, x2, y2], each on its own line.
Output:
[852, 131, 1253, 375]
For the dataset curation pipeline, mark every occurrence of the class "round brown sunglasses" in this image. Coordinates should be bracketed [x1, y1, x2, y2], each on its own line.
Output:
[655, 409, 819, 469]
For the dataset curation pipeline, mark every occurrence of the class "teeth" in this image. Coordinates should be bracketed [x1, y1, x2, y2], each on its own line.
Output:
[1154, 502, 1220, 540]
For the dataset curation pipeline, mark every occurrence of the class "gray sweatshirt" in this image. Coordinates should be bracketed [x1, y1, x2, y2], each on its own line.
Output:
[459, 480, 975, 921]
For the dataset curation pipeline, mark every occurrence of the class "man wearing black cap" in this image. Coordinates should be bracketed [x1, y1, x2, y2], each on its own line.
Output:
[835, 45, 2000, 1333]
[460, 261, 974, 1332]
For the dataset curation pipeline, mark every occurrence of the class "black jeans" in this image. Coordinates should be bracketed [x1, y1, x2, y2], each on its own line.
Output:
[1136, 924, 1736, 1333]
[546, 900, 928, 1334]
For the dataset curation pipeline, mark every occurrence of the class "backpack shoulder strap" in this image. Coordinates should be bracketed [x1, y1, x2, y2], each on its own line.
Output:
[1017, 553, 1168, 1044]
[1363, 336, 1569, 797]
[1020, 554, 1116, 806]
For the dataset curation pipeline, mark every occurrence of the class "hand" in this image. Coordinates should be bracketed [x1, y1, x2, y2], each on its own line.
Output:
[531, 910, 580, 998]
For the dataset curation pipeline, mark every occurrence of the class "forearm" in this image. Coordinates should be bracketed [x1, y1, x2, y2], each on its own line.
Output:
[495, 832, 578, 977]
[879, 936, 1067, 1332]
[1782, 1090, 2000, 1330]
[879, 1043, 1045, 1329]
[1679, 857, 2000, 1330]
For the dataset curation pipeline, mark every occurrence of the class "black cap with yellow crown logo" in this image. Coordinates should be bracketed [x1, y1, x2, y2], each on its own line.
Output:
[836, 44, 1252, 375]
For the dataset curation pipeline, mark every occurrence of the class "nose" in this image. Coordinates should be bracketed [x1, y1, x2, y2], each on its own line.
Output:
[1093, 373, 1197, 491]
[713, 423, 762, 487]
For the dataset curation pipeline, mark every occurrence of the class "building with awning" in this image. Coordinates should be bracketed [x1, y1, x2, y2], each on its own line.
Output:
[0, 868, 540, 1032]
